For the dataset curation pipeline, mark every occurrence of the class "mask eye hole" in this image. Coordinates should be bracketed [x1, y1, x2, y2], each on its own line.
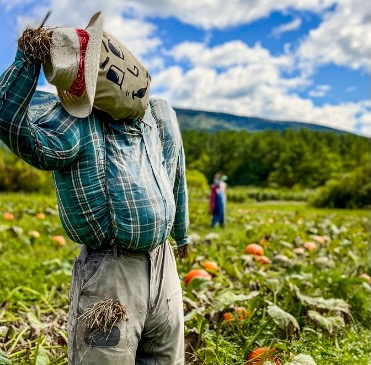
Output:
[106, 65, 125, 88]
[108, 40, 124, 60]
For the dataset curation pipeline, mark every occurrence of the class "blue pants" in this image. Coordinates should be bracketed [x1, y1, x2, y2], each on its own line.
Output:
[211, 191, 225, 228]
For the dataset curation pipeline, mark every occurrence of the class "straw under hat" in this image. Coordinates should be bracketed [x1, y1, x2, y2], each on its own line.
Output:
[43, 12, 103, 118]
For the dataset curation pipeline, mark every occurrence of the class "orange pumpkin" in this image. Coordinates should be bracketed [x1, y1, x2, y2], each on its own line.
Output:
[247, 347, 282, 365]
[236, 307, 249, 320]
[256, 255, 271, 265]
[245, 243, 264, 256]
[304, 241, 317, 251]
[52, 235, 66, 247]
[184, 269, 212, 285]
[223, 312, 234, 321]
[36, 213, 46, 219]
[202, 261, 219, 271]
[3, 212, 14, 221]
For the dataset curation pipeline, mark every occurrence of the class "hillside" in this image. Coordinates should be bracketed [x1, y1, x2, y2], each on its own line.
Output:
[30, 90, 344, 134]
[173, 107, 342, 133]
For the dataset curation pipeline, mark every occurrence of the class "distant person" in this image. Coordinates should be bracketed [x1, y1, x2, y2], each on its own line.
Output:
[210, 172, 227, 228]
[0, 12, 188, 365]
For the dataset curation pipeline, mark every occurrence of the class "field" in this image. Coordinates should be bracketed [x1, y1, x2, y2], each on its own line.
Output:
[0, 191, 370, 365]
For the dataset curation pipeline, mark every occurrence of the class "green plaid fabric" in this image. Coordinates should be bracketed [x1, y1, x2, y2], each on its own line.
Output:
[0, 50, 188, 250]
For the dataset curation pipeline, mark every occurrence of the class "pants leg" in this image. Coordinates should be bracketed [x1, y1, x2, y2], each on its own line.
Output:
[135, 241, 184, 365]
[67, 242, 184, 365]
[68, 247, 148, 365]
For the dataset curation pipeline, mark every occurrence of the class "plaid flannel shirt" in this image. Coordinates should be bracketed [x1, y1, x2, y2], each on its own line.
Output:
[0, 49, 188, 251]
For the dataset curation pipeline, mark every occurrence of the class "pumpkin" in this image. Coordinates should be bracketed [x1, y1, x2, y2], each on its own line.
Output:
[52, 235, 66, 247]
[256, 255, 271, 265]
[202, 261, 219, 271]
[36, 213, 46, 219]
[3, 212, 14, 221]
[245, 243, 264, 256]
[236, 307, 249, 320]
[304, 241, 317, 251]
[223, 312, 234, 321]
[184, 269, 212, 285]
[247, 347, 282, 365]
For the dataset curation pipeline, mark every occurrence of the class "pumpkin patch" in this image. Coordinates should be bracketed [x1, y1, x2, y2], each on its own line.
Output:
[0, 192, 370, 364]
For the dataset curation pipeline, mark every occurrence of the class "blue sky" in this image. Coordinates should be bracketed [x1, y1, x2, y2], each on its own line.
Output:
[0, 0, 370, 135]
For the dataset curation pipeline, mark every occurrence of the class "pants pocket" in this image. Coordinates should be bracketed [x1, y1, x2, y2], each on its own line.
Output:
[81, 253, 110, 292]
[167, 289, 183, 328]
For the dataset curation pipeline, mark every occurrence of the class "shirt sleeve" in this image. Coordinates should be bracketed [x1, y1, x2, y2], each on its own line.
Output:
[170, 142, 189, 247]
[0, 49, 80, 171]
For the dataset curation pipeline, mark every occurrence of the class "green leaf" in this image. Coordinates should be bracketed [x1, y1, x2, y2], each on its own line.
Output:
[285, 354, 317, 365]
[215, 291, 259, 311]
[307, 310, 345, 335]
[35, 346, 49, 365]
[198, 346, 218, 362]
[267, 304, 300, 335]
[27, 313, 49, 330]
[0, 351, 11, 365]
[184, 309, 198, 322]
[294, 289, 350, 316]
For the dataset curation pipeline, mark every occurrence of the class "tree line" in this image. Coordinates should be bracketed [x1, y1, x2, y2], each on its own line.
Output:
[182, 128, 370, 189]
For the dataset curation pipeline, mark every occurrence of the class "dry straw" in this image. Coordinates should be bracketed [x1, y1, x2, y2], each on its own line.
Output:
[18, 27, 53, 64]
[79, 299, 128, 335]
[17, 11, 53, 64]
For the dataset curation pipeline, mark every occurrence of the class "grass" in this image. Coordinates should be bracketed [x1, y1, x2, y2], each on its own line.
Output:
[0, 191, 370, 364]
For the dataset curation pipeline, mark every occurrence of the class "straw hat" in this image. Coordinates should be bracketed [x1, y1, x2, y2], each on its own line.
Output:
[43, 12, 103, 118]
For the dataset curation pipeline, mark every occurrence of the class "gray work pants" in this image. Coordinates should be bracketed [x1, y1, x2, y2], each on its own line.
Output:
[67, 241, 184, 364]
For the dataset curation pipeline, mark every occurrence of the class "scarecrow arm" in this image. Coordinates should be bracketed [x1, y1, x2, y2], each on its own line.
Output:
[170, 143, 189, 255]
[0, 49, 80, 171]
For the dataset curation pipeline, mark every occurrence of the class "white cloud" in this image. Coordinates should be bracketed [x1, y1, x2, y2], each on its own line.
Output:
[10, 0, 336, 31]
[125, 0, 335, 29]
[163, 40, 308, 96]
[15, 0, 162, 58]
[171, 41, 293, 69]
[297, 0, 371, 72]
[308, 84, 331, 98]
[270, 17, 302, 37]
[152, 41, 371, 135]
[357, 109, 371, 136]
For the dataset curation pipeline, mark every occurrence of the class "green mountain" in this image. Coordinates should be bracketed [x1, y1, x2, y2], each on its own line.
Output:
[30, 90, 344, 133]
[173, 107, 343, 133]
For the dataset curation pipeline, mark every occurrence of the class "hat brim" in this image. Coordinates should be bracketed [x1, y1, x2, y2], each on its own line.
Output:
[57, 12, 103, 118]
